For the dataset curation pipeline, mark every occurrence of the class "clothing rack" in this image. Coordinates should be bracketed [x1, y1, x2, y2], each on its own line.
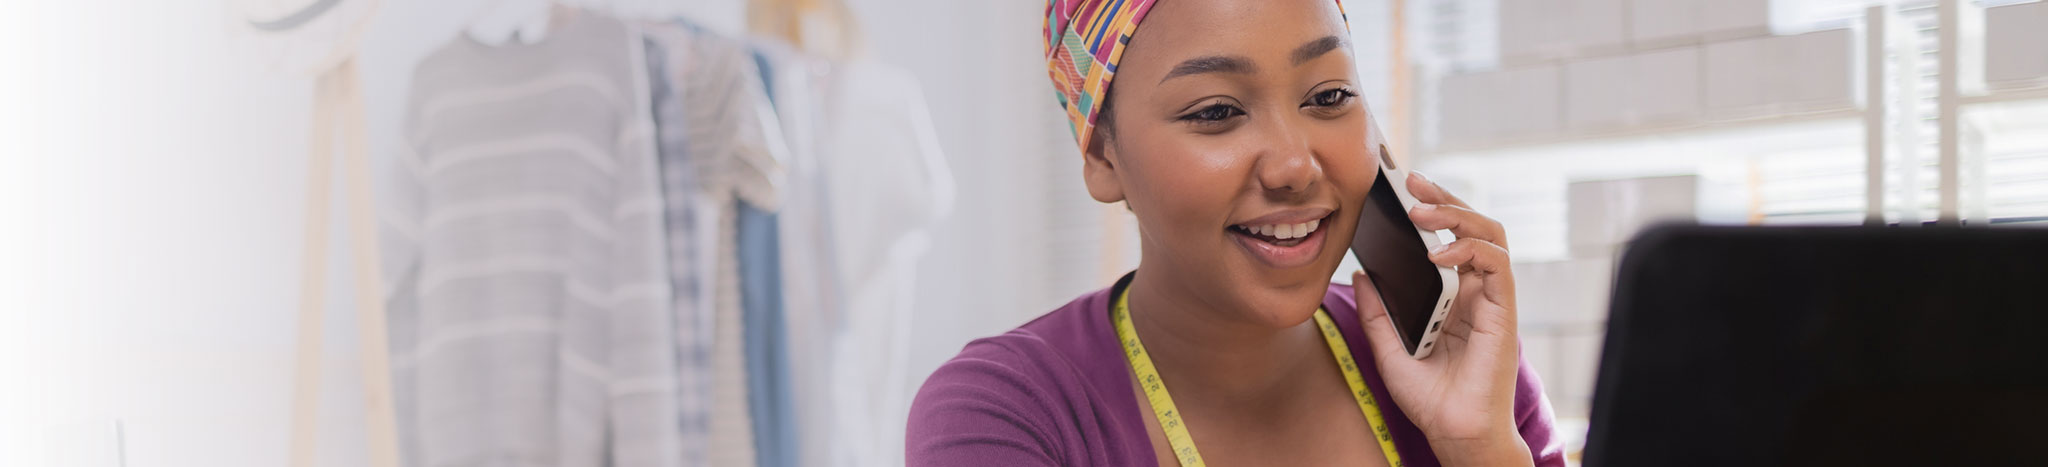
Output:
[283, 3, 952, 466]
[289, 59, 402, 467]
[240, 1, 402, 466]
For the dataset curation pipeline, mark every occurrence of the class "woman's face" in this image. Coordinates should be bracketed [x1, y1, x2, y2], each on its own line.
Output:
[1087, 0, 1378, 327]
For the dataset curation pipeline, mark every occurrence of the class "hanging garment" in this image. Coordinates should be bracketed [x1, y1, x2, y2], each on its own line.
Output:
[640, 29, 713, 466]
[747, 40, 838, 467]
[739, 48, 799, 467]
[643, 21, 786, 467]
[813, 62, 955, 467]
[383, 10, 683, 467]
[737, 202, 794, 467]
[734, 38, 957, 467]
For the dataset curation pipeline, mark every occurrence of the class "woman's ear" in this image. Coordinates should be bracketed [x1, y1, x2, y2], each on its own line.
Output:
[1081, 131, 1127, 204]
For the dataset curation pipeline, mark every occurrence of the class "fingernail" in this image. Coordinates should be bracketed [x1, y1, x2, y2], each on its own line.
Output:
[1429, 243, 1447, 255]
[1411, 170, 1432, 183]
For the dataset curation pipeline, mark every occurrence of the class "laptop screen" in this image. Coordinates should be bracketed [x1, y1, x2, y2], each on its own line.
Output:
[1585, 225, 2048, 466]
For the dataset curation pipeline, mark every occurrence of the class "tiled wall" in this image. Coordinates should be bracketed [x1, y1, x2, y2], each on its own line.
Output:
[1986, 1, 2048, 90]
[1435, 0, 1858, 150]
[1518, 174, 1700, 419]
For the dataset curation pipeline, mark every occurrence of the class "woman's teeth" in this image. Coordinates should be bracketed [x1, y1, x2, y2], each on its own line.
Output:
[1239, 219, 1320, 240]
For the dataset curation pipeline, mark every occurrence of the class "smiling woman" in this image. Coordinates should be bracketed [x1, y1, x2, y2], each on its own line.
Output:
[905, 0, 1565, 466]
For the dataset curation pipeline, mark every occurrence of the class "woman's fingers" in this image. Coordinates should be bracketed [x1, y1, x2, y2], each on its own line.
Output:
[1406, 171, 1471, 209]
[1352, 271, 1419, 361]
[1441, 276, 1485, 337]
[1408, 203, 1508, 250]
[1428, 238, 1516, 309]
[1406, 171, 1508, 249]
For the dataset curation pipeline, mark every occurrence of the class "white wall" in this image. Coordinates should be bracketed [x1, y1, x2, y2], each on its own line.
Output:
[4, 1, 322, 465]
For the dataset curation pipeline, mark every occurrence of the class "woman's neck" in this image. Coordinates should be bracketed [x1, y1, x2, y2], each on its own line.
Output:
[1123, 268, 1327, 408]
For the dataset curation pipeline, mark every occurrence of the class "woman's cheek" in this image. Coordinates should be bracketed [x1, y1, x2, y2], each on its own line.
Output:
[1121, 142, 1220, 220]
[1314, 126, 1377, 194]
[1162, 151, 1246, 222]
[1337, 149, 1377, 197]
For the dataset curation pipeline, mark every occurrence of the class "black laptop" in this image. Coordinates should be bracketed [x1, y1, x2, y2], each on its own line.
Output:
[1583, 224, 2048, 466]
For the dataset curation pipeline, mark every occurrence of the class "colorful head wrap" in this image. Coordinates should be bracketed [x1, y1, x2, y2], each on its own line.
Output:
[1043, 0, 1347, 152]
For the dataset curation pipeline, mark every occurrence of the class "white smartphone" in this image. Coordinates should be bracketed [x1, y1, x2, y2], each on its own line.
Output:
[1348, 144, 1459, 359]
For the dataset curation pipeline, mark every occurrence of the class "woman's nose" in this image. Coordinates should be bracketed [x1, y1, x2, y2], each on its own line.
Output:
[1253, 119, 1322, 195]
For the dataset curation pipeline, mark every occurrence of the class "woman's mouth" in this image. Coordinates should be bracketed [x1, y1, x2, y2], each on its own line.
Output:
[1227, 213, 1332, 269]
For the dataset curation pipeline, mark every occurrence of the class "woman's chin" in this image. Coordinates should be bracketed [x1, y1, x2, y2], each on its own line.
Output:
[1232, 285, 1334, 329]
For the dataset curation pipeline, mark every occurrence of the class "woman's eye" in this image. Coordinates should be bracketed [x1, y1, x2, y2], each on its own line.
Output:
[1309, 88, 1356, 108]
[1181, 104, 1244, 123]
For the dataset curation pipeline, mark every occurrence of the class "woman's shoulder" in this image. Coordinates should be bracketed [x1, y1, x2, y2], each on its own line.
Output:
[906, 285, 1147, 466]
[924, 285, 1115, 373]
[910, 285, 1122, 410]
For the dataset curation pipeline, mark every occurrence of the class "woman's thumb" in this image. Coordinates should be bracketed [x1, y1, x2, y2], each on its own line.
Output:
[1352, 271, 1410, 361]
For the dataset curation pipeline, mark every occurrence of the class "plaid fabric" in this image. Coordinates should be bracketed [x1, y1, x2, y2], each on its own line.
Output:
[1042, 0, 1348, 152]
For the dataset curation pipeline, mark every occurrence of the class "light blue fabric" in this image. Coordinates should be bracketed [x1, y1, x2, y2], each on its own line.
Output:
[741, 47, 798, 467]
[737, 202, 793, 467]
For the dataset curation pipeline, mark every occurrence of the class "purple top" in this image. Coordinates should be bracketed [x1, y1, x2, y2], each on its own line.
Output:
[907, 278, 1567, 466]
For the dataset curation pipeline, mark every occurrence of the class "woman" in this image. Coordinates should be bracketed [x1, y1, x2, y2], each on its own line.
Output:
[907, 0, 1564, 465]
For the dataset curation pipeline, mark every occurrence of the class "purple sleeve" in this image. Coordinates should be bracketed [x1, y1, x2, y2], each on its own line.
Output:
[1514, 350, 1568, 467]
[906, 344, 1061, 467]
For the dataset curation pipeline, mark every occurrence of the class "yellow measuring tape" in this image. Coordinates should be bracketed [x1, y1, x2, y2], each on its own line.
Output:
[1112, 288, 1404, 467]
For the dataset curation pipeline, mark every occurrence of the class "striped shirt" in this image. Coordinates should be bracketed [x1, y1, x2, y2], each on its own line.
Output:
[383, 11, 683, 467]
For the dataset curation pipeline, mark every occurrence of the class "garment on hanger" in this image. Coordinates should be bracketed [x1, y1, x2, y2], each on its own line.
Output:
[383, 10, 682, 467]
[734, 35, 956, 467]
[747, 39, 839, 467]
[643, 20, 786, 467]
[641, 28, 714, 466]
[815, 61, 955, 467]
[740, 48, 800, 467]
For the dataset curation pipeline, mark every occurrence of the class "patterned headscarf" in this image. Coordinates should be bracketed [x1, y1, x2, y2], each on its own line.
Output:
[1043, 0, 1348, 151]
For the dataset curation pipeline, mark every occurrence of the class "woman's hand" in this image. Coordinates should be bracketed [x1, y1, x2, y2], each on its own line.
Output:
[1353, 171, 1531, 466]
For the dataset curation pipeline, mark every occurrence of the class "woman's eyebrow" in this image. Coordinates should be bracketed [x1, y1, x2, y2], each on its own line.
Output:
[1159, 55, 1255, 84]
[1158, 36, 1350, 85]
[1291, 35, 1348, 66]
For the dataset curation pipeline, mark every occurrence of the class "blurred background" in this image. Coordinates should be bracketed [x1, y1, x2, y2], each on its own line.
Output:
[4, 0, 2045, 466]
